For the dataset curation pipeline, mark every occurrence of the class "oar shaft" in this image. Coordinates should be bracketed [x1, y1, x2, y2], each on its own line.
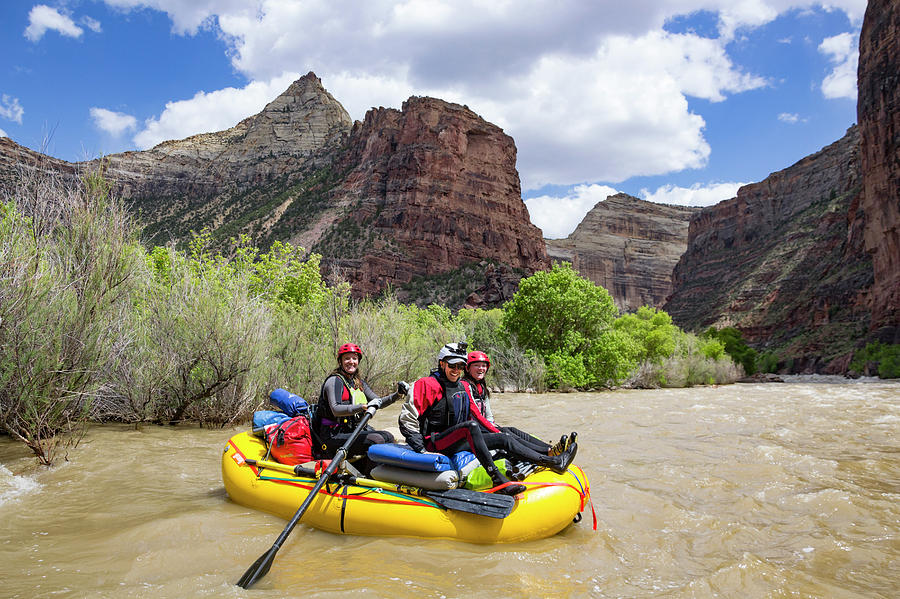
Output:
[237, 405, 376, 589]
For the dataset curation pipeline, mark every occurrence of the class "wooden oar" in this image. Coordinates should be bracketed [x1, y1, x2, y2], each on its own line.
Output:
[236, 403, 379, 589]
[245, 458, 516, 519]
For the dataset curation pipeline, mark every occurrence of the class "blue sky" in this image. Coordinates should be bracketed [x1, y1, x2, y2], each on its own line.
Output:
[1, 1, 865, 238]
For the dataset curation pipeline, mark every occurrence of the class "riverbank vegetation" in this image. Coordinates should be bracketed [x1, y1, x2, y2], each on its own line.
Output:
[1, 171, 888, 464]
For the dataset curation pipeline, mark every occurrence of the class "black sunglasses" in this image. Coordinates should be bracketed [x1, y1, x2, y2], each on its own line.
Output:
[446, 362, 465, 371]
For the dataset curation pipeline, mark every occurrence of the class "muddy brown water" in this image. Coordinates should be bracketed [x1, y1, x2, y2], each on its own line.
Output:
[1, 379, 898, 598]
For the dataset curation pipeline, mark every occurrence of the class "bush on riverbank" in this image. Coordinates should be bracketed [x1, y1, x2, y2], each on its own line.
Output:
[499, 265, 742, 389]
[850, 342, 900, 378]
[0, 168, 142, 464]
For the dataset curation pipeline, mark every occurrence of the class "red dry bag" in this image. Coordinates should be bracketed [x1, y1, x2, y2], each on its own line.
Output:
[264, 415, 314, 465]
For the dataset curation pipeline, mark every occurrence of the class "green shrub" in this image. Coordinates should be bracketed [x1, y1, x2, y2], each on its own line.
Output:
[503, 262, 617, 357]
[756, 351, 780, 373]
[702, 326, 757, 376]
[0, 170, 141, 463]
[502, 263, 620, 388]
[851, 342, 900, 378]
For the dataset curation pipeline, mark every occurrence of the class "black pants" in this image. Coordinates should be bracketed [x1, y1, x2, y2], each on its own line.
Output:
[426, 421, 555, 473]
[499, 426, 550, 454]
[317, 425, 394, 469]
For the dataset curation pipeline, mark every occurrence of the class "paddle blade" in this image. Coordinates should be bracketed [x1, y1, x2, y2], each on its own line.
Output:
[236, 545, 278, 589]
[425, 488, 516, 519]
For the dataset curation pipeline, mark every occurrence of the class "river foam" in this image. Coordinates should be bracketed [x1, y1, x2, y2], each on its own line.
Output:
[0, 463, 41, 505]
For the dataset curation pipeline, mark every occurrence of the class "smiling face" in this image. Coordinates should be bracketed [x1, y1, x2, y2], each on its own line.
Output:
[339, 352, 359, 376]
[441, 360, 465, 382]
[467, 361, 488, 381]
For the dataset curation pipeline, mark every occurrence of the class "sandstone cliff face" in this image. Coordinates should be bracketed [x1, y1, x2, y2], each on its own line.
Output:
[90, 72, 352, 200]
[858, 0, 900, 337]
[664, 127, 871, 371]
[546, 194, 697, 311]
[0, 137, 77, 190]
[317, 96, 549, 297]
[663, 0, 900, 372]
[77, 72, 353, 245]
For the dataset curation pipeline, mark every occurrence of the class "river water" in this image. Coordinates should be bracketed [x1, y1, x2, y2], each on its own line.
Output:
[1, 379, 898, 598]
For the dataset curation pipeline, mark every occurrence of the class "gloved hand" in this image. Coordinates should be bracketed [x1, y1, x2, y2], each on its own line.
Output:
[397, 381, 410, 397]
[366, 397, 383, 410]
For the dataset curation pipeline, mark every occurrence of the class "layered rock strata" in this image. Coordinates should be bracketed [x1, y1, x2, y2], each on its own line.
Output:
[546, 194, 697, 311]
[664, 127, 872, 371]
[318, 96, 549, 297]
[858, 0, 900, 336]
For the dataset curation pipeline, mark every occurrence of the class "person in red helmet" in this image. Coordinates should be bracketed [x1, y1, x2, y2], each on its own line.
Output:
[463, 350, 576, 456]
[311, 343, 409, 472]
[398, 342, 577, 496]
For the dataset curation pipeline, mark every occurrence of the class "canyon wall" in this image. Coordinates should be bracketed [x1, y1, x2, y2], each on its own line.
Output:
[664, 127, 871, 371]
[546, 194, 697, 311]
[858, 0, 900, 338]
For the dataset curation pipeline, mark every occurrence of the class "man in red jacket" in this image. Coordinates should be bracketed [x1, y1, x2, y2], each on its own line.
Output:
[398, 342, 576, 496]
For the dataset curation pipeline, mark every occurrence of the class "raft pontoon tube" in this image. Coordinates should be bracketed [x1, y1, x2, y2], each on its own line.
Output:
[222, 432, 592, 543]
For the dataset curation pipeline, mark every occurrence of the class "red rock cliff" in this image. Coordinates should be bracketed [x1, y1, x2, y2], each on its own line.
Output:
[858, 0, 900, 335]
[322, 97, 549, 297]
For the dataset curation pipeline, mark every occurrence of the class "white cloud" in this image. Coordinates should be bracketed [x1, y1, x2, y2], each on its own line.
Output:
[98, 0, 864, 188]
[525, 184, 620, 239]
[324, 71, 416, 121]
[90, 107, 138, 136]
[81, 16, 103, 33]
[186, 2, 771, 189]
[640, 182, 746, 207]
[1, 95, 24, 124]
[819, 32, 859, 100]
[778, 112, 805, 123]
[133, 72, 300, 148]
[0, 128, 7, 138]
[103, 0, 253, 35]
[24, 5, 84, 42]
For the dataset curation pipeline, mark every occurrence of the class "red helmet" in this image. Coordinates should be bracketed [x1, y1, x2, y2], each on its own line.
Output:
[337, 343, 362, 360]
[467, 350, 490, 369]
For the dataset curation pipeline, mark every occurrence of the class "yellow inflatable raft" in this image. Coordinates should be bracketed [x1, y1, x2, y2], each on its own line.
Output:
[222, 431, 592, 543]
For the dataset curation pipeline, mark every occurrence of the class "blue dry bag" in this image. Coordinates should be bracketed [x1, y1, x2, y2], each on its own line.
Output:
[269, 388, 310, 417]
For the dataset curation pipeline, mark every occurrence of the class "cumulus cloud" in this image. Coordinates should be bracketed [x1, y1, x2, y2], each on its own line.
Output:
[24, 5, 84, 42]
[133, 73, 300, 148]
[103, 0, 253, 35]
[124, 1, 771, 190]
[1, 95, 24, 124]
[90, 107, 138, 136]
[495, 30, 766, 189]
[819, 31, 859, 100]
[525, 184, 620, 239]
[99, 0, 862, 190]
[640, 182, 746, 207]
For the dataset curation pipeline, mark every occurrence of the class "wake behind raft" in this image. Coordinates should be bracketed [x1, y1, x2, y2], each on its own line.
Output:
[222, 412, 593, 543]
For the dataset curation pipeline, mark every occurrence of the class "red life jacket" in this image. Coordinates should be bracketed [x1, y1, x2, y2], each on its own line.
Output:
[265, 415, 314, 465]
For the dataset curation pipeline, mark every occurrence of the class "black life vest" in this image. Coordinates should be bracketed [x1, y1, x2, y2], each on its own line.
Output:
[421, 370, 470, 437]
